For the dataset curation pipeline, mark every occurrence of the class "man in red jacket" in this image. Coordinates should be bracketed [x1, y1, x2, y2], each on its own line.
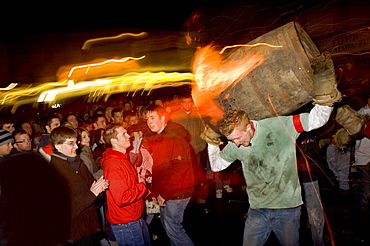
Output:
[101, 124, 150, 246]
[144, 104, 195, 246]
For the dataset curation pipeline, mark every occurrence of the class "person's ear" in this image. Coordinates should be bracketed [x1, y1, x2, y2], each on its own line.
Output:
[45, 125, 51, 134]
[246, 124, 251, 131]
[111, 138, 117, 146]
[161, 115, 166, 123]
[55, 144, 62, 152]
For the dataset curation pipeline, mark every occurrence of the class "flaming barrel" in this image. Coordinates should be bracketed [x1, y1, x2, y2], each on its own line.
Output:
[218, 21, 320, 120]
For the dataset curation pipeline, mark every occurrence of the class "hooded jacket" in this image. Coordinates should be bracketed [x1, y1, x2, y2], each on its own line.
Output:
[100, 148, 147, 225]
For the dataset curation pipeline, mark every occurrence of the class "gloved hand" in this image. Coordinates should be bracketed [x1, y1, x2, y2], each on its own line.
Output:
[311, 52, 342, 106]
[335, 104, 367, 136]
[201, 125, 222, 146]
[333, 128, 351, 149]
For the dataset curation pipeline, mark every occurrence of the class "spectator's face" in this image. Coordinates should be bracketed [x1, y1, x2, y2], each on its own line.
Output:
[112, 112, 123, 124]
[48, 118, 61, 133]
[67, 115, 79, 129]
[129, 116, 139, 126]
[22, 122, 33, 136]
[182, 98, 194, 112]
[2, 123, 14, 133]
[95, 117, 107, 130]
[55, 137, 78, 157]
[124, 103, 131, 111]
[114, 127, 131, 150]
[80, 131, 90, 146]
[146, 111, 165, 133]
[0, 142, 13, 157]
[14, 133, 32, 152]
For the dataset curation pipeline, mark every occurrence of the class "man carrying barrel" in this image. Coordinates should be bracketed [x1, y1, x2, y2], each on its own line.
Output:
[201, 52, 341, 246]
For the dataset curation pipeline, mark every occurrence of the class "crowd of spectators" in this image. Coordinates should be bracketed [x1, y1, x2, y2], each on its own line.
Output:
[0, 92, 369, 245]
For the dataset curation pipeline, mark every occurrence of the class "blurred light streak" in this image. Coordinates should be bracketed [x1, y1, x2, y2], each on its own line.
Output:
[66, 56, 145, 79]
[219, 43, 283, 54]
[37, 72, 194, 103]
[37, 79, 111, 102]
[81, 32, 148, 51]
[0, 83, 18, 90]
[1, 81, 67, 105]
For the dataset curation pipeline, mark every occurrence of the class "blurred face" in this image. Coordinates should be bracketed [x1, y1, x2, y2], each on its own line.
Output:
[129, 116, 139, 126]
[2, 123, 14, 133]
[95, 117, 107, 130]
[14, 133, 32, 152]
[80, 131, 90, 146]
[124, 103, 131, 111]
[113, 127, 131, 151]
[67, 115, 79, 129]
[226, 125, 253, 147]
[0, 142, 13, 157]
[55, 137, 78, 157]
[182, 98, 194, 112]
[47, 118, 60, 133]
[146, 111, 165, 134]
[22, 122, 33, 136]
[112, 111, 123, 124]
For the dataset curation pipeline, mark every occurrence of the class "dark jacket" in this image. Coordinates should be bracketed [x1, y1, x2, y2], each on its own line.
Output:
[144, 122, 195, 200]
[50, 153, 99, 242]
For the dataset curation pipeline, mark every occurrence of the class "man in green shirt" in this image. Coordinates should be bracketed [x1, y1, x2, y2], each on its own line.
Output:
[202, 52, 340, 245]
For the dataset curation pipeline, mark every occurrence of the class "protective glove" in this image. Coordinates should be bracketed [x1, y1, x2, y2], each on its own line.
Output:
[333, 128, 351, 149]
[335, 104, 367, 136]
[201, 125, 222, 146]
[311, 52, 342, 106]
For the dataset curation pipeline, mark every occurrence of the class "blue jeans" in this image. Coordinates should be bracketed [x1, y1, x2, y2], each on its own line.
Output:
[243, 206, 301, 246]
[160, 197, 194, 246]
[302, 181, 325, 246]
[326, 144, 350, 190]
[111, 218, 151, 246]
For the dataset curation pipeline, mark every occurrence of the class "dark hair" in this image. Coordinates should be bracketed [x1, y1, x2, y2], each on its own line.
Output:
[41, 114, 60, 131]
[12, 129, 28, 138]
[111, 108, 123, 118]
[91, 114, 106, 124]
[49, 127, 77, 151]
[145, 104, 166, 117]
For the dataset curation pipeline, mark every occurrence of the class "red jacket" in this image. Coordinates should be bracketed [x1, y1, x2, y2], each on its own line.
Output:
[144, 122, 195, 200]
[100, 148, 147, 225]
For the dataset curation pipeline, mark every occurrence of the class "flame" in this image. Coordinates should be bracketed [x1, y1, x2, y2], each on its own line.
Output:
[191, 44, 265, 123]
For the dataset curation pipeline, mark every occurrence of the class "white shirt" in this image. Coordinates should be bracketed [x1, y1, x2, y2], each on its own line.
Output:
[355, 104, 370, 166]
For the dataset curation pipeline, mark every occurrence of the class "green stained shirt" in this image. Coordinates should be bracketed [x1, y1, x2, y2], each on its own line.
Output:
[220, 113, 309, 209]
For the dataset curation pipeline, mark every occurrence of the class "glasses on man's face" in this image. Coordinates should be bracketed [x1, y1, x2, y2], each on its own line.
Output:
[15, 139, 32, 144]
[63, 141, 77, 146]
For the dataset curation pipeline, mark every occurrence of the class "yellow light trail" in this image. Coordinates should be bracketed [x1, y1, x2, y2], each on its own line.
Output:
[219, 43, 283, 54]
[81, 32, 148, 50]
[0, 83, 18, 90]
[1, 81, 67, 105]
[67, 56, 146, 79]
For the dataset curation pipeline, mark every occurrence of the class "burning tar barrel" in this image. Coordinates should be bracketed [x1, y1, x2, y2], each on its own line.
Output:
[217, 21, 320, 120]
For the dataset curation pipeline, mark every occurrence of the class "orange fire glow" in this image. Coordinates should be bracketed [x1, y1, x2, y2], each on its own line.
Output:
[191, 44, 265, 124]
